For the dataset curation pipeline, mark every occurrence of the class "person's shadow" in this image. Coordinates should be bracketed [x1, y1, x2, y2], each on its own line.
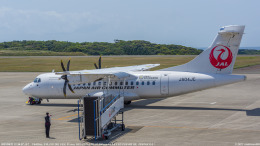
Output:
[48, 137, 56, 139]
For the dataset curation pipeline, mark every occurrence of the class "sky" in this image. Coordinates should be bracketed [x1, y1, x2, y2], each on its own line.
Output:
[0, 0, 259, 48]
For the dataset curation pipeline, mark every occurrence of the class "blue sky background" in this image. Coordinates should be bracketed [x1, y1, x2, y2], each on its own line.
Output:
[0, 0, 259, 48]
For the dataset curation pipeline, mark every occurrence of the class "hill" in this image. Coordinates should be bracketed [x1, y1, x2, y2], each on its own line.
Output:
[0, 40, 202, 56]
[238, 49, 260, 55]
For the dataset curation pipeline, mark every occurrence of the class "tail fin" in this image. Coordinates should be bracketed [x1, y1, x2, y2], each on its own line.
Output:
[160, 25, 245, 74]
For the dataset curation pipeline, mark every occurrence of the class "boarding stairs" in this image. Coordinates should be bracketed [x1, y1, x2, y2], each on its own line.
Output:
[78, 93, 125, 140]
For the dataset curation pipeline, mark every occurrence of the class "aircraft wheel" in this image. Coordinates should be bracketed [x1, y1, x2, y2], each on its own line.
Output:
[122, 124, 125, 131]
[124, 101, 131, 105]
[37, 99, 42, 104]
[105, 136, 109, 140]
[29, 98, 33, 105]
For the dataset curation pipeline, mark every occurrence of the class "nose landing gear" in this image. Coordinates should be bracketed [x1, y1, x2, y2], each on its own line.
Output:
[27, 97, 42, 105]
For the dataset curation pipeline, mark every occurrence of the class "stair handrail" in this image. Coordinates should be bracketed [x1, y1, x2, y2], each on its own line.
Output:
[100, 94, 120, 114]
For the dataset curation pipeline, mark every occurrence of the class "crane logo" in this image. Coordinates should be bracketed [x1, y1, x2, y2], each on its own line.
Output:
[209, 45, 233, 69]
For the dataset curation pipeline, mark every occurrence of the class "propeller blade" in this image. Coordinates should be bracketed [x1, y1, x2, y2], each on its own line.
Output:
[98, 56, 101, 69]
[61, 60, 66, 71]
[68, 84, 75, 93]
[60, 58, 75, 96]
[63, 80, 67, 97]
[94, 63, 98, 69]
[67, 59, 71, 71]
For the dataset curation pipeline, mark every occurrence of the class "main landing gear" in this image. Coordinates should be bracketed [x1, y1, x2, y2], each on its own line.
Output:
[124, 101, 131, 105]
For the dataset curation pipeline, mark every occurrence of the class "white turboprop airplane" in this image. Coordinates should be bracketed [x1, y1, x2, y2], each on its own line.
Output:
[23, 25, 246, 105]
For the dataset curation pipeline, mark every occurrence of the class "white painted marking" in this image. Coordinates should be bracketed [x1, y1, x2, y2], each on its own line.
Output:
[210, 102, 217, 105]
[174, 102, 210, 104]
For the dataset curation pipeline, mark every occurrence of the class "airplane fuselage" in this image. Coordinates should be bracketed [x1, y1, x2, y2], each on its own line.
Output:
[23, 71, 246, 101]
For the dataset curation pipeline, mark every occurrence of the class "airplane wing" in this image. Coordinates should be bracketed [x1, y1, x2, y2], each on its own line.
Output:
[57, 63, 160, 75]
[56, 64, 160, 84]
[101, 64, 160, 72]
[56, 71, 136, 84]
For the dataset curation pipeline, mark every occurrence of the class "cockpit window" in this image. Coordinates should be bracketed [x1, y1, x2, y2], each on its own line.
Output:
[34, 78, 41, 83]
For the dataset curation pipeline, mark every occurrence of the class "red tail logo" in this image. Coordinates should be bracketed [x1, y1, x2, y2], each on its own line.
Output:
[209, 45, 233, 69]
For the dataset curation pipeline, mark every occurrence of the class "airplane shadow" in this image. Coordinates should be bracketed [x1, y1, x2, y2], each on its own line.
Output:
[68, 118, 80, 122]
[81, 126, 142, 144]
[68, 107, 260, 123]
[37, 103, 81, 113]
[129, 98, 165, 106]
[36, 98, 164, 113]
[246, 108, 260, 116]
[37, 103, 78, 107]
[125, 104, 246, 111]
[123, 99, 260, 117]
[36, 98, 163, 107]
[40, 98, 260, 118]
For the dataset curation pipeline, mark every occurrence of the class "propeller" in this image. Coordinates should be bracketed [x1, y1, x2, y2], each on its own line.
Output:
[60, 59, 75, 97]
[94, 56, 102, 69]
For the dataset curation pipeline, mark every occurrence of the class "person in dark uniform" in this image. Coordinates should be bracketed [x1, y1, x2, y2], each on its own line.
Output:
[45, 112, 51, 138]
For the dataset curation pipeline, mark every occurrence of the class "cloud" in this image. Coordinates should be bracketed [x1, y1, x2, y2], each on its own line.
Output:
[0, 7, 104, 41]
[0, 0, 259, 47]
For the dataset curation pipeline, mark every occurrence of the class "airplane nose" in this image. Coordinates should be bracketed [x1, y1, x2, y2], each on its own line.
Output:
[23, 83, 31, 95]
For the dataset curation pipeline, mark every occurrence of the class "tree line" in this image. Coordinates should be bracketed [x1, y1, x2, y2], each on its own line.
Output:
[0, 40, 202, 55]
[1, 40, 258, 55]
[238, 49, 260, 55]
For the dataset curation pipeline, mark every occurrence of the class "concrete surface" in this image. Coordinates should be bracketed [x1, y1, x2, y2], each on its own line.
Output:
[0, 69, 259, 146]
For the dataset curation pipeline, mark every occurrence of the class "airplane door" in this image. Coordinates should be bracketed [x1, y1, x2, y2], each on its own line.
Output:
[160, 74, 169, 95]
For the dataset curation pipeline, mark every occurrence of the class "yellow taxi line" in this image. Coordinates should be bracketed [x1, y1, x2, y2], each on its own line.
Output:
[54, 113, 82, 120]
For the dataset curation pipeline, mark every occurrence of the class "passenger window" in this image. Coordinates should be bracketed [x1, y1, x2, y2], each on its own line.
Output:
[93, 82, 96, 86]
[83, 83, 86, 86]
[131, 81, 134, 85]
[125, 82, 128, 85]
[88, 83, 91, 86]
[141, 81, 144, 85]
[152, 81, 155, 85]
[136, 81, 139, 85]
[120, 82, 123, 85]
[104, 82, 107, 86]
[98, 82, 102, 86]
[147, 81, 150, 85]
[115, 82, 118, 86]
